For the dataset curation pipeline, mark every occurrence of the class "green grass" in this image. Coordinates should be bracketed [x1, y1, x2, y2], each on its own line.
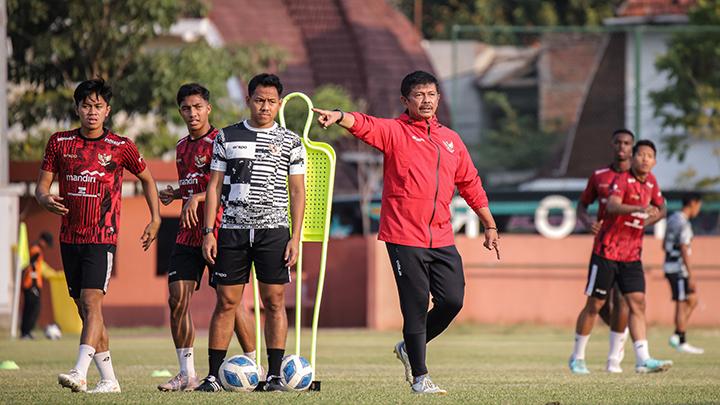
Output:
[1, 325, 719, 404]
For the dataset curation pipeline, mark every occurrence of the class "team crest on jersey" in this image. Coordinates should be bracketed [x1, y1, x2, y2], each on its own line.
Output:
[97, 153, 112, 167]
[269, 143, 282, 156]
[443, 140, 455, 153]
[194, 154, 208, 168]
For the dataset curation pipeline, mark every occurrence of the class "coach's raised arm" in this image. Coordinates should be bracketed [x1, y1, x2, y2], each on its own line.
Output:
[313, 70, 498, 394]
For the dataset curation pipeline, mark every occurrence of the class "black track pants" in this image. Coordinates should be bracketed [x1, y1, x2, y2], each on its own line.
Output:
[386, 243, 465, 377]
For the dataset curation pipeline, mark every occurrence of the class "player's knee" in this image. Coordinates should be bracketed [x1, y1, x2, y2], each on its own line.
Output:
[168, 290, 190, 311]
[585, 298, 605, 315]
[263, 299, 285, 315]
[438, 296, 463, 315]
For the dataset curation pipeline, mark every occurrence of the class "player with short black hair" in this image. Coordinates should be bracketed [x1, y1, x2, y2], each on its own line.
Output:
[571, 129, 633, 374]
[195, 73, 306, 392]
[36, 78, 161, 393]
[664, 192, 704, 354]
[570, 140, 672, 374]
[157, 83, 257, 391]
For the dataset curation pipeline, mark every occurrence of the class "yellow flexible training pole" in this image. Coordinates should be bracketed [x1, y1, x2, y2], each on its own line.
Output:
[252, 266, 262, 369]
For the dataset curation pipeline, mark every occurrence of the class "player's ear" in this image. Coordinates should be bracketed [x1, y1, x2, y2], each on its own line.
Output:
[207, 103, 212, 115]
[400, 96, 409, 108]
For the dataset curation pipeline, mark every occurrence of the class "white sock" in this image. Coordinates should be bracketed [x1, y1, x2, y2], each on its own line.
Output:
[572, 334, 590, 360]
[633, 340, 651, 364]
[73, 344, 96, 378]
[244, 351, 256, 362]
[93, 351, 116, 381]
[608, 331, 625, 361]
[177, 348, 195, 377]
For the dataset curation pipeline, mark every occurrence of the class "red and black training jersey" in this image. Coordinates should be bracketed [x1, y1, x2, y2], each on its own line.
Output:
[41, 128, 147, 245]
[592, 171, 665, 262]
[579, 165, 625, 221]
[175, 127, 222, 247]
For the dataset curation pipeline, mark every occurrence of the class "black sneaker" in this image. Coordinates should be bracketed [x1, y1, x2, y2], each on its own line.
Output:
[263, 376, 288, 392]
[194, 375, 222, 392]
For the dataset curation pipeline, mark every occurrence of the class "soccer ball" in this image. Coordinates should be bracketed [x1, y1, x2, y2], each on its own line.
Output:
[218, 355, 260, 392]
[44, 323, 62, 340]
[281, 355, 314, 391]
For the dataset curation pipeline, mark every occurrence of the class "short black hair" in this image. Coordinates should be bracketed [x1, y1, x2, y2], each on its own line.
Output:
[612, 128, 635, 139]
[632, 139, 656, 156]
[39, 231, 53, 248]
[176, 83, 210, 107]
[247, 73, 283, 97]
[401, 71, 439, 98]
[74, 78, 112, 106]
[682, 192, 702, 207]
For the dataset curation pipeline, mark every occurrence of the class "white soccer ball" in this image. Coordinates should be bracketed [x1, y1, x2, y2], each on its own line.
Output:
[44, 323, 62, 340]
[219, 355, 260, 392]
[280, 355, 314, 391]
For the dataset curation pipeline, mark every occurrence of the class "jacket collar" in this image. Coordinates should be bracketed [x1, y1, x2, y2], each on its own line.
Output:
[397, 112, 442, 130]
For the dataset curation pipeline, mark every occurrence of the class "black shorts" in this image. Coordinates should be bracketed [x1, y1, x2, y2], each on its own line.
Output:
[665, 273, 694, 301]
[168, 244, 214, 289]
[60, 243, 116, 299]
[213, 228, 291, 285]
[584, 254, 645, 298]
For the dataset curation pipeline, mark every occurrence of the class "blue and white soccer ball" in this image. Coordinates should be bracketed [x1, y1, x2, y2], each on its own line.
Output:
[281, 355, 314, 391]
[219, 355, 260, 392]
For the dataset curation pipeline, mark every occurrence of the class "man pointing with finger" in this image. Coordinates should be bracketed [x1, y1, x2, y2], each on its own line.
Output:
[314, 70, 500, 394]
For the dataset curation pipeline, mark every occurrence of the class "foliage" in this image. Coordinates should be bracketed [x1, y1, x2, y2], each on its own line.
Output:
[650, 0, 720, 187]
[391, 0, 623, 39]
[281, 84, 363, 144]
[476, 92, 561, 172]
[7, 0, 286, 159]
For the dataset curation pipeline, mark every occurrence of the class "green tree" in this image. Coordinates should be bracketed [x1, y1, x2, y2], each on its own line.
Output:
[650, 0, 720, 187]
[281, 84, 363, 143]
[391, 0, 623, 39]
[7, 0, 286, 159]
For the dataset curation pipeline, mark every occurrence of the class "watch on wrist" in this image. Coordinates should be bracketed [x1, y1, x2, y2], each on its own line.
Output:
[202, 227, 215, 235]
[332, 108, 345, 124]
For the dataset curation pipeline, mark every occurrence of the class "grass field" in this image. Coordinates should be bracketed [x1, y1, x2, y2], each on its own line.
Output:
[1, 324, 718, 404]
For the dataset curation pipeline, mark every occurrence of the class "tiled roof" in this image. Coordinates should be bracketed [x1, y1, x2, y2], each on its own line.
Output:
[208, 0, 444, 119]
[617, 0, 696, 17]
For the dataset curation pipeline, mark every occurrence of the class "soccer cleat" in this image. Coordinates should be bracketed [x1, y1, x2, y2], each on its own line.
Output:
[158, 372, 199, 391]
[677, 343, 704, 354]
[58, 369, 87, 392]
[568, 358, 590, 374]
[393, 341, 413, 384]
[88, 379, 121, 393]
[411, 375, 447, 394]
[194, 375, 223, 392]
[606, 358, 623, 373]
[263, 376, 288, 392]
[635, 358, 673, 373]
[669, 334, 680, 350]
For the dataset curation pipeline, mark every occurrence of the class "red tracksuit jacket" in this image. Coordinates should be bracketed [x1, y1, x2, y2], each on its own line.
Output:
[348, 112, 489, 248]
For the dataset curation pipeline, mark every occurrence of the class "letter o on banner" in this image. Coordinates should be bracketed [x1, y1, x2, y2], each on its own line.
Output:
[535, 195, 576, 239]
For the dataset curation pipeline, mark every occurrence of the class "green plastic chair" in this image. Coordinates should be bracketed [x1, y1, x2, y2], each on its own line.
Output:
[251, 92, 336, 375]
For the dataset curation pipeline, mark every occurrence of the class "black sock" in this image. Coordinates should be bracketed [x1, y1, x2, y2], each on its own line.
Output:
[267, 348, 285, 379]
[208, 348, 227, 378]
[676, 330, 686, 344]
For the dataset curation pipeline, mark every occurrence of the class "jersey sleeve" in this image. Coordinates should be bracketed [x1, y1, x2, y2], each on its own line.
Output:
[120, 139, 147, 175]
[40, 134, 59, 173]
[651, 180, 665, 207]
[579, 173, 597, 206]
[455, 140, 488, 211]
[210, 129, 227, 172]
[347, 112, 395, 152]
[679, 222, 693, 245]
[288, 135, 306, 176]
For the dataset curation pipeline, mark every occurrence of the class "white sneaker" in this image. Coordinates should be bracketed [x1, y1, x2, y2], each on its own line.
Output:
[677, 343, 704, 354]
[411, 375, 447, 394]
[606, 358, 623, 373]
[88, 379, 121, 393]
[669, 334, 680, 349]
[393, 341, 413, 384]
[58, 369, 87, 392]
[158, 372, 199, 391]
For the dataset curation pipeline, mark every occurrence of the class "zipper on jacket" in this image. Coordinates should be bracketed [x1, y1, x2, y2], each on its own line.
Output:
[426, 120, 440, 248]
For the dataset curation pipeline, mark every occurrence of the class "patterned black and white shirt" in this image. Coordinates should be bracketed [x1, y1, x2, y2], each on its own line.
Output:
[210, 120, 306, 229]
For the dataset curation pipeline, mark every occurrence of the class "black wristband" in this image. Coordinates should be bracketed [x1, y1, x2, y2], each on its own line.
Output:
[332, 109, 345, 125]
[202, 227, 215, 235]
